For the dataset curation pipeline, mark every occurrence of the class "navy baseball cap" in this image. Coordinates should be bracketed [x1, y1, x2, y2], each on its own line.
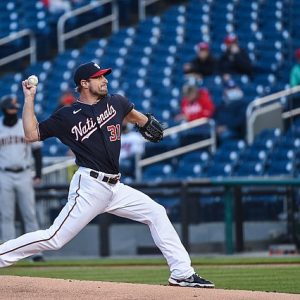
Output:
[74, 62, 112, 86]
[0, 95, 20, 110]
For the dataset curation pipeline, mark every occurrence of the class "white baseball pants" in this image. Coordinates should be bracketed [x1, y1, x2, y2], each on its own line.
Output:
[0, 167, 194, 279]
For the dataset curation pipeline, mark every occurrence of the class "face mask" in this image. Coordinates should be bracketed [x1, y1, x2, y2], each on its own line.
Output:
[3, 111, 18, 127]
[225, 88, 243, 102]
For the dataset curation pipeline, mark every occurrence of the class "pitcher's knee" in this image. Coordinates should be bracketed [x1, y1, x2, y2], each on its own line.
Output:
[148, 203, 168, 224]
[43, 229, 67, 251]
[157, 203, 168, 216]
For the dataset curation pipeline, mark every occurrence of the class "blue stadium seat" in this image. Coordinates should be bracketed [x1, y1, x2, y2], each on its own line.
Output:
[265, 161, 294, 176]
[268, 148, 295, 162]
[205, 162, 233, 178]
[175, 162, 204, 179]
[143, 136, 180, 157]
[235, 162, 264, 176]
[142, 163, 175, 181]
[213, 149, 240, 165]
[239, 148, 268, 163]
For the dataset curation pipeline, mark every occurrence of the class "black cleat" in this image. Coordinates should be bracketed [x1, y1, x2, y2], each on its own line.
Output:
[168, 273, 215, 288]
[32, 255, 46, 263]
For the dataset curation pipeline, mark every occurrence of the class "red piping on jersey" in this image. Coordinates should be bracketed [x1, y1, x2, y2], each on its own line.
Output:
[0, 175, 81, 256]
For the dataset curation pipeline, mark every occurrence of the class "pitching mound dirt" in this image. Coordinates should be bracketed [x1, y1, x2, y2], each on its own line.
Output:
[0, 276, 299, 300]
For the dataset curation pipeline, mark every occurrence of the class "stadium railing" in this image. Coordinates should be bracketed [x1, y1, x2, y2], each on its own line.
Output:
[135, 118, 216, 180]
[0, 29, 37, 67]
[41, 157, 76, 185]
[246, 85, 300, 144]
[57, 0, 119, 53]
[138, 0, 161, 21]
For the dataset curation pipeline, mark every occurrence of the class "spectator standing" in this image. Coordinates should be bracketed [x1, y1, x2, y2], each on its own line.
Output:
[0, 95, 44, 262]
[177, 85, 215, 122]
[290, 48, 300, 87]
[183, 42, 217, 79]
[213, 78, 247, 142]
[288, 48, 300, 110]
[219, 34, 253, 78]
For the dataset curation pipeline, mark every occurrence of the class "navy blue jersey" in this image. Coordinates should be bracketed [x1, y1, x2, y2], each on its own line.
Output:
[39, 94, 134, 173]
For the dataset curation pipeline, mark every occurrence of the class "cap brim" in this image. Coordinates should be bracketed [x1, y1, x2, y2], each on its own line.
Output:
[90, 68, 112, 78]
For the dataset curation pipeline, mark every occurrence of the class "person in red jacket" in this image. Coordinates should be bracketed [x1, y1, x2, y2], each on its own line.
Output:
[177, 85, 215, 122]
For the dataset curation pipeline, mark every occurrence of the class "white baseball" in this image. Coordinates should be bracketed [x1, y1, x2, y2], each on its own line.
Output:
[28, 75, 39, 86]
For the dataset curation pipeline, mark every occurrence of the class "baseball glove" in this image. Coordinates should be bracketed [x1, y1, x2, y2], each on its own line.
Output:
[136, 113, 164, 143]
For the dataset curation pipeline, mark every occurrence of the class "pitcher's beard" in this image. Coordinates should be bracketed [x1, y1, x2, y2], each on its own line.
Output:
[100, 87, 108, 96]
[99, 90, 108, 99]
[91, 88, 108, 99]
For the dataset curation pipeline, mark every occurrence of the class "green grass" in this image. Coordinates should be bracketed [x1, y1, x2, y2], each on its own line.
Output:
[9, 256, 300, 267]
[0, 257, 300, 294]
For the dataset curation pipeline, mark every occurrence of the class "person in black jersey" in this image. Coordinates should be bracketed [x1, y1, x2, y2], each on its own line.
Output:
[0, 62, 214, 288]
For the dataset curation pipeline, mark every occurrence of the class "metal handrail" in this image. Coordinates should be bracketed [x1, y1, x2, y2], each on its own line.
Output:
[135, 118, 216, 180]
[139, 0, 161, 21]
[163, 117, 211, 136]
[246, 85, 300, 119]
[0, 29, 36, 67]
[57, 0, 119, 53]
[246, 85, 300, 144]
[138, 138, 214, 168]
[282, 107, 300, 119]
[43, 157, 75, 175]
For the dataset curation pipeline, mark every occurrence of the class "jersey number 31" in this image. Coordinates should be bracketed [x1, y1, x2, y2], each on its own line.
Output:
[107, 124, 121, 141]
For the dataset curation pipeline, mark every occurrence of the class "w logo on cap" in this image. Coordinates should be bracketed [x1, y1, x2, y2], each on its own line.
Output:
[74, 61, 112, 86]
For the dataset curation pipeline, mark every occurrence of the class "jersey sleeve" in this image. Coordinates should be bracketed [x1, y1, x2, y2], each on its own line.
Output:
[38, 110, 65, 140]
[114, 94, 134, 118]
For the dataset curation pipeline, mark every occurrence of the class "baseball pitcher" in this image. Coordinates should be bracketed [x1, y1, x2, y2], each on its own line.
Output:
[0, 62, 214, 288]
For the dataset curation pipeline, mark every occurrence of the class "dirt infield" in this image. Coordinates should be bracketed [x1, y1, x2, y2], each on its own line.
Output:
[0, 276, 300, 300]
